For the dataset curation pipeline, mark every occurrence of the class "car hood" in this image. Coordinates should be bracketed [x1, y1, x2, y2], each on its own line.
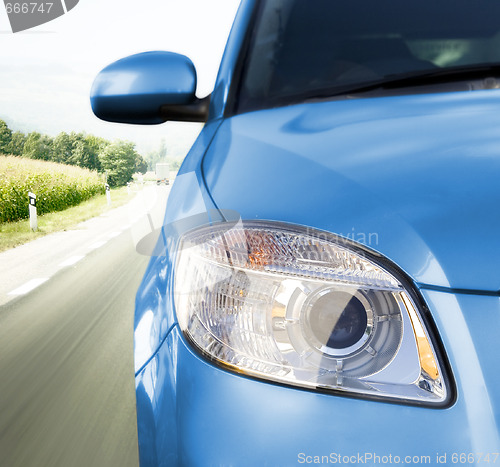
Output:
[202, 90, 500, 292]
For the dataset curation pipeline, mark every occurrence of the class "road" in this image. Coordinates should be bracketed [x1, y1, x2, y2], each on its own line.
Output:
[0, 185, 169, 467]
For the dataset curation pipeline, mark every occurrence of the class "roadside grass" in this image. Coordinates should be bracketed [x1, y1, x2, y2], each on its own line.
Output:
[0, 155, 105, 223]
[0, 186, 133, 252]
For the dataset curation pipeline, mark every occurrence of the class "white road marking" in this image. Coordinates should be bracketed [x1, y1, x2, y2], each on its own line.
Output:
[88, 240, 107, 250]
[58, 255, 85, 267]
[8, 278, 49, 296]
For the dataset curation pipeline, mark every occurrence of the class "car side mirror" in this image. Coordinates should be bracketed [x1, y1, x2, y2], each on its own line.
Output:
[90, 51, 209, 125]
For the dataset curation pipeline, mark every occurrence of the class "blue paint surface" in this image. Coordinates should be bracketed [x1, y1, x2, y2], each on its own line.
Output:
[120, 1, 500, 463]
[204, 90, 500, 292]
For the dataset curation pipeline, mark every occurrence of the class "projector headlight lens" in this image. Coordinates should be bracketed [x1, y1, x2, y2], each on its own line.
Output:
[174, 221, 450, 405]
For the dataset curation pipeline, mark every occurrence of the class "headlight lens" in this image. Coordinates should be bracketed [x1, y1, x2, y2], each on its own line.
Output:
[174, 221, 449, 405]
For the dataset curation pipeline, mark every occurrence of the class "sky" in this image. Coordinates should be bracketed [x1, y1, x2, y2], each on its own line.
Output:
[0, 0, 241, 156]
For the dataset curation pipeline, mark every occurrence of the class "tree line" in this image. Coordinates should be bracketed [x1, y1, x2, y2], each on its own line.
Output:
[0, 119, 148, 187]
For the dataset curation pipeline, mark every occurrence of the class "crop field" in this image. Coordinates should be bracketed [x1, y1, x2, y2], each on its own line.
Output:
[0, 155, 105, 223]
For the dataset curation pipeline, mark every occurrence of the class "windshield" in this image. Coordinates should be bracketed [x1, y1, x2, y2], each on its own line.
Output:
[235, 0, 500, 113]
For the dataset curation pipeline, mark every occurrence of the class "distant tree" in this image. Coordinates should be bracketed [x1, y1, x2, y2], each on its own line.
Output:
[82, 134, 107, 171]
[52, 132, 73, 164]
[134, 154, 148, 174]
[158, 138, 167, 159]
[0, 120, 12, 154]
[86, 135, 108, 149]
[145, 151, 157, 171]
[168, 157, 183, 171]
[99, 140, 139, 187]
[145, 138, 168, 170]
[70, 139, 87, 167]
[57, 132, 105, 171]
[7, 131, 26, 156]
[23, 132, 53, 160]
[23, 132, 40, 159]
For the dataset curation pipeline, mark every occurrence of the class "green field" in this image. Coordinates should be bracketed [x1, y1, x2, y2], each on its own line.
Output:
[0, 155, 105, 223]
[0, 186, 132, 252]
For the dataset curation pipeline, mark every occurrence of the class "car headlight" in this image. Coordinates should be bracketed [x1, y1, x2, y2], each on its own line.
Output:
[174, 220, 451, 405]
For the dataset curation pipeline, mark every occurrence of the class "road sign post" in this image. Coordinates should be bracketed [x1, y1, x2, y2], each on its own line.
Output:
[28, 192, 37, 231]
[105, 183, 111, 206]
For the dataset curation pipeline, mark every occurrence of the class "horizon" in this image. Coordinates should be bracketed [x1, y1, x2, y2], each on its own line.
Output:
[0, 0, 241, 157]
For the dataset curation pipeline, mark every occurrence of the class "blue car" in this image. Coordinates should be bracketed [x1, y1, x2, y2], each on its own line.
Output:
[91, 1, 500, 465]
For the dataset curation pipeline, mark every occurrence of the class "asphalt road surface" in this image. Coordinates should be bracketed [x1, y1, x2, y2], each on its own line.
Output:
[0, 185, 168, 467]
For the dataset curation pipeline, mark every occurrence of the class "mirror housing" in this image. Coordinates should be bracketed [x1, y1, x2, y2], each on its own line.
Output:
[90, 51, 209, 125]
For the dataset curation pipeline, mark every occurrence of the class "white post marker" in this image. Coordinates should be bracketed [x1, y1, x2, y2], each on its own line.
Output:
[127, 182, 130, 195]
[28, 191, 37, 231]
[106, 183, 111, 206]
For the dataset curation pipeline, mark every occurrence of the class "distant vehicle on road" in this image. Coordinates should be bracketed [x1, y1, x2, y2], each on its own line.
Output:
[155, 163, 169, 185]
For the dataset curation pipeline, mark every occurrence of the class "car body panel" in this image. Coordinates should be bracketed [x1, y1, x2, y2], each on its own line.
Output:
[209, 0, 256, 120]
[130, 1, 500, 464]
[134, 88, 500, 464]
[135, 289, 500, 466]
[133, 119, 223, 374]
[202, 90, 500, 292]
